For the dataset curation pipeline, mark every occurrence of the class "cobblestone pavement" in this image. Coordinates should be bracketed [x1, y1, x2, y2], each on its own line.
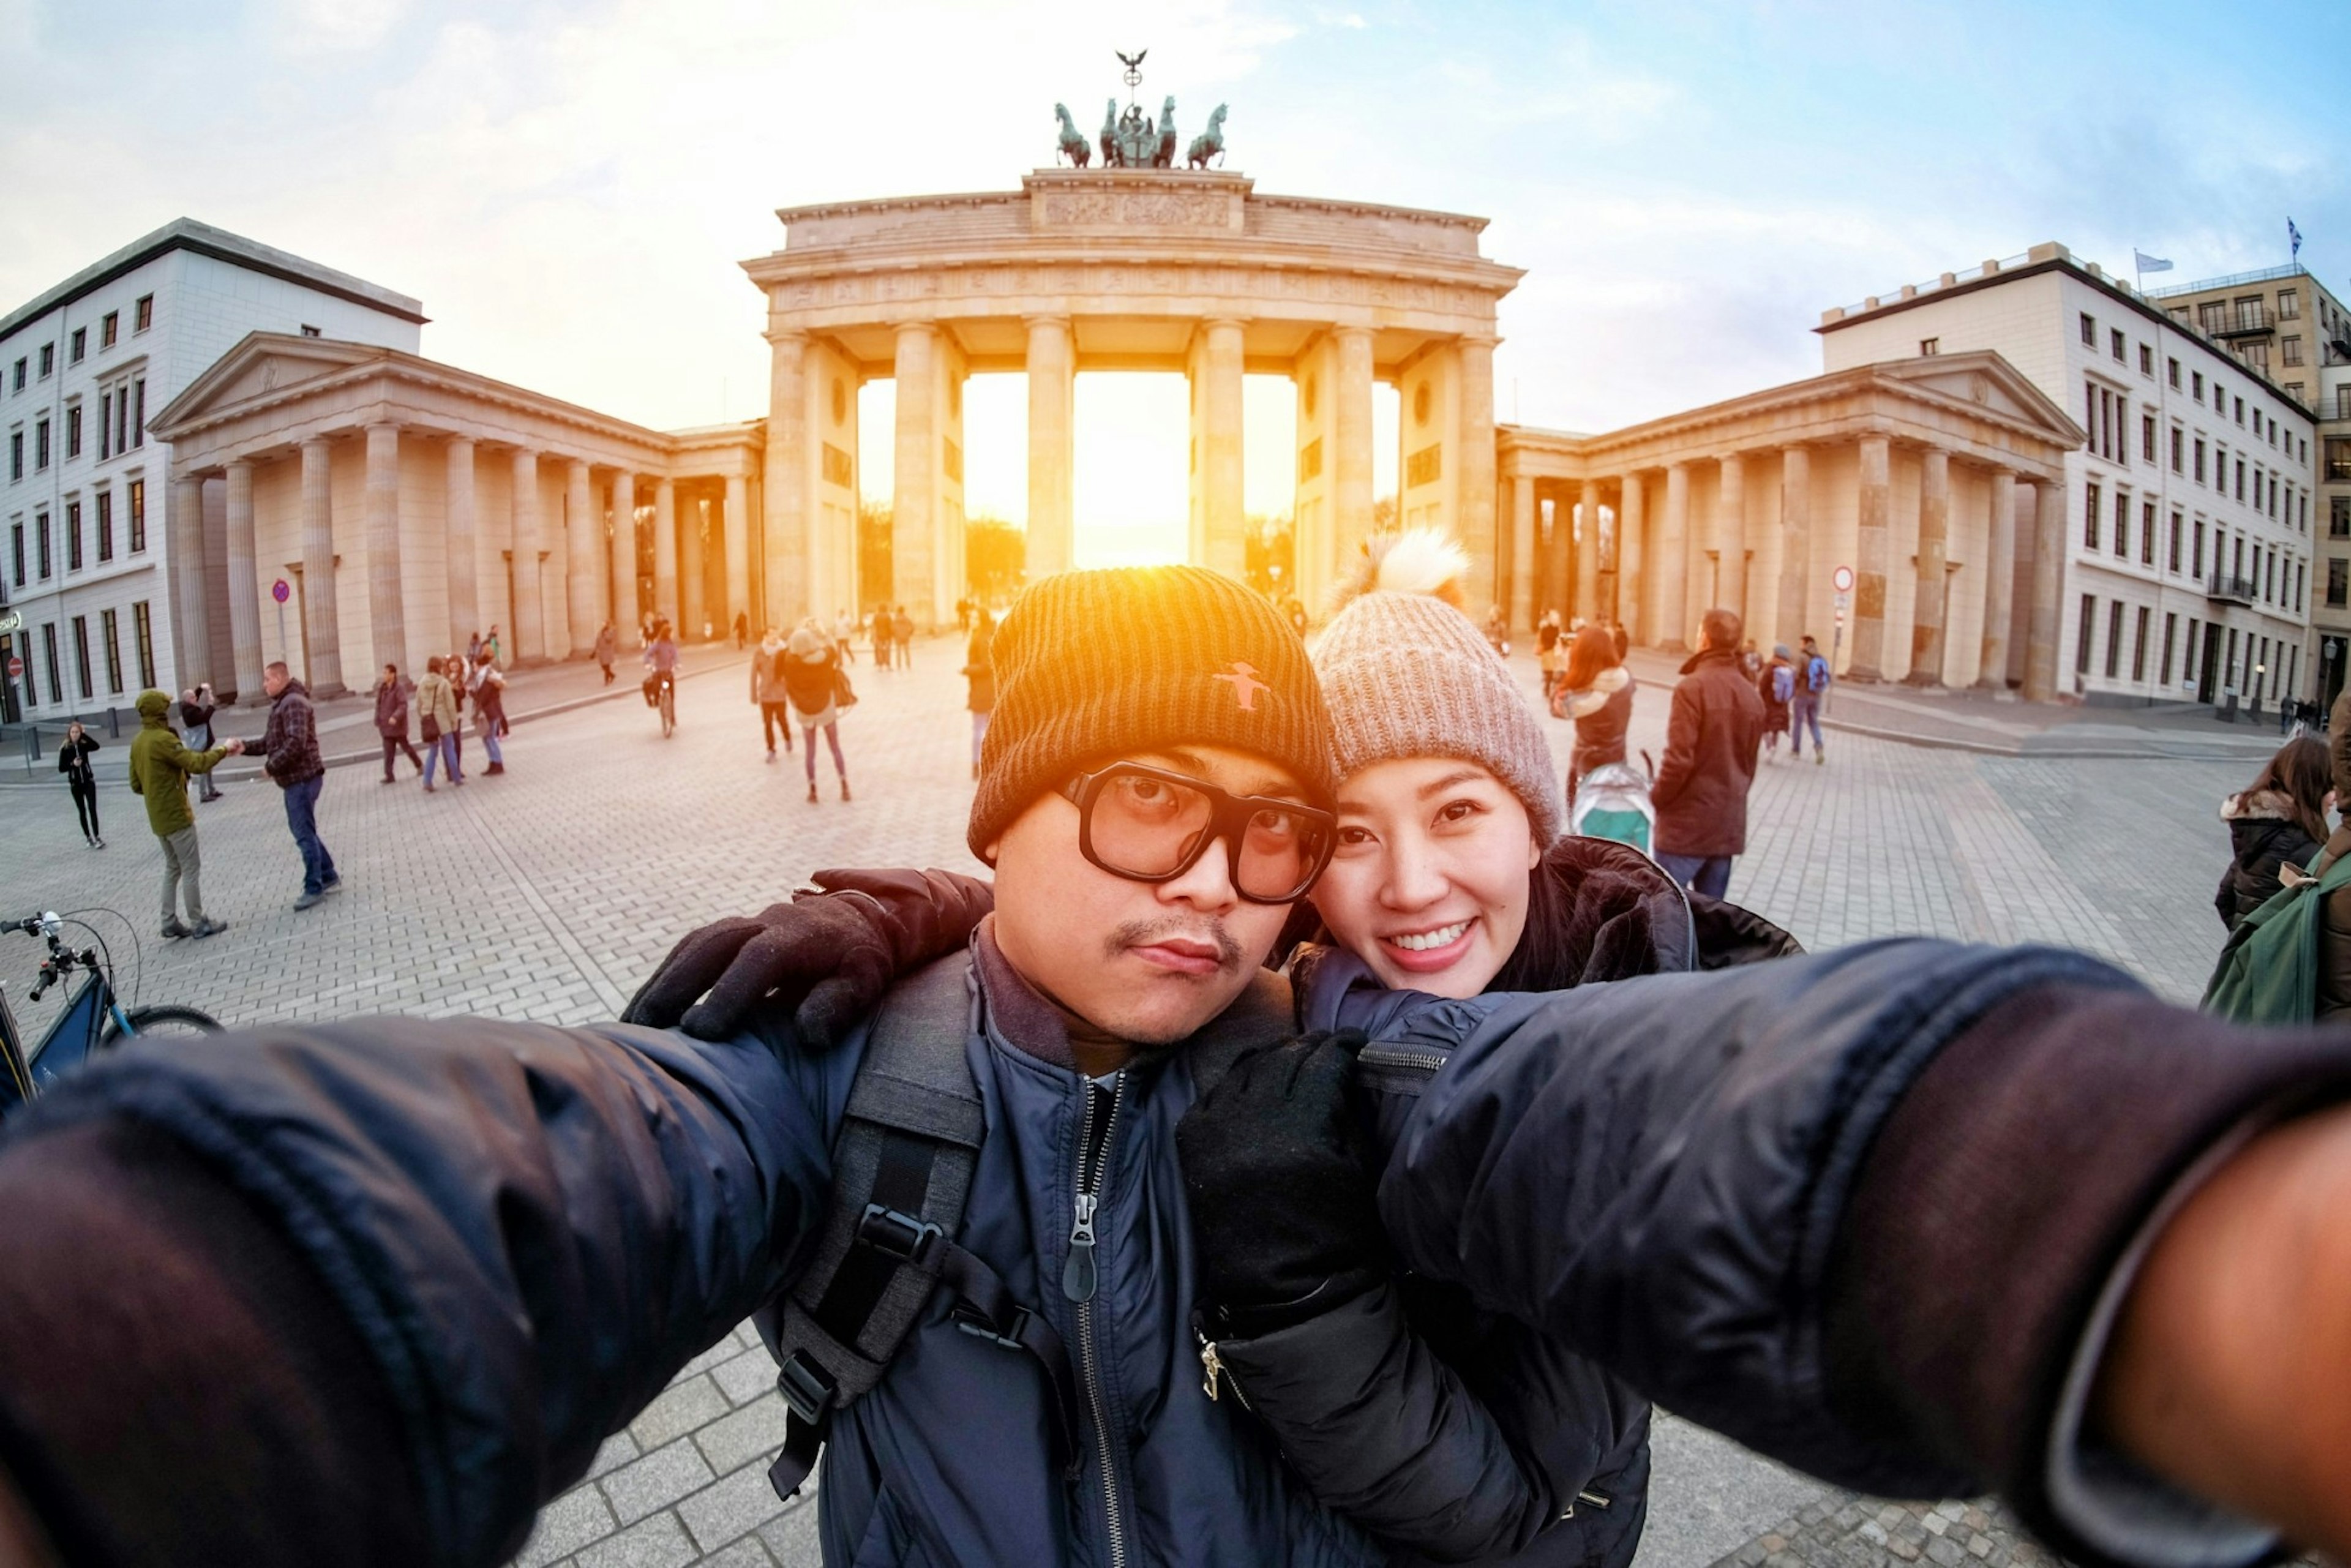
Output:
[0, 637, 2269, 1567]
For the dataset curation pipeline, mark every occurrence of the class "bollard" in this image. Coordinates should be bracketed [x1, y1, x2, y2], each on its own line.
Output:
[107, 708, 121, 739]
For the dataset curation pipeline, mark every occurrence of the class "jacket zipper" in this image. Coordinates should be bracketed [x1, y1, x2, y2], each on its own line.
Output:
[1063, 1074, 1129, 1568]
[1196, 1330, 1253, 1411]
[1356, 1041, 1447, 1076]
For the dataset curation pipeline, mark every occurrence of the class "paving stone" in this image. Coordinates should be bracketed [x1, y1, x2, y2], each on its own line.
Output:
[754, 1497, 825, 1568]
[677, 1458, 792, 1553]
[587, 1431, 640, 1482]
[574, 1510, 699, 1568]
[692, 1392, 792, 1479]
[629, 1376, 730, 1451]
[599, 1439, 716, 1527]
[710, 1346, 778, 1407]
[510, 1482, 617, 1568]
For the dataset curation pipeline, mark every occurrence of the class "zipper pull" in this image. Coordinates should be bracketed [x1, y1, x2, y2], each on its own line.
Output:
[1199, 1335, 1224, 1400]
[1062, 1193, 1098, 1302]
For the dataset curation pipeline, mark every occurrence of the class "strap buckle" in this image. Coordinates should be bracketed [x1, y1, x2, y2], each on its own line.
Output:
[952, 1301, 1035, 1352]
[774, 1349, 838, 1426]
[858, 1202, 944, 1267]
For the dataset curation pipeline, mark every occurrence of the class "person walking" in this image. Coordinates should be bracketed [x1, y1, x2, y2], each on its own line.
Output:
[1554, 621, 1634, 806]
[471, 653, 509, 775]
[2216, 735, 2331, 932]
[834, 607, 858, 664]
[57, 720, 104, 849]
[416, 656, 463, 792]
[375, 664, 424, 784]
[642, 618, 679, 729]
[179, 683, 225, 803]
[962, 609, 996, 781]
[1651, 607, 1767, 899]
[482, 625, 502, 664]
[261, 661, 339, 912]
[784, 616, 849, 802]
[868, 607, 891, 672]
[890, 604, 916, 669]
[593, 623, 617, 687]
[128, 688, 237, 938]
[1535, 611, 1564, 705]
[754, 627, 794, 763]
[733, 611, 749, 650]
[467, 629, 483, 666]
[1791, 634, 1829, 763]
[1758, 644, 1795, 760]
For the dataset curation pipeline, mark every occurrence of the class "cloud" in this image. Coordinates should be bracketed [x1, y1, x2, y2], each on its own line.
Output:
[271, 0, 407, 56]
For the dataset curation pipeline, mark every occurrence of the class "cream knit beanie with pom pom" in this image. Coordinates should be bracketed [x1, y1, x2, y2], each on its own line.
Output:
[1314, 528, 1564, 844]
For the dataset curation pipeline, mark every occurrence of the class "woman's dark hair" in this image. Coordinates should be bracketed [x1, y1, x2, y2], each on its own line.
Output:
[2246, 735, 2332, 847]
[1559, 623, 1619, 692]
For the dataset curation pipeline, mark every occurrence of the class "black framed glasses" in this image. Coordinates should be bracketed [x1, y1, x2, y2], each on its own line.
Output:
[1061, 763, 1336, 904]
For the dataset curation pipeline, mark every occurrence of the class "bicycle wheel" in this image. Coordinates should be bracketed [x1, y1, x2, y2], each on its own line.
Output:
[662, 685, 676, 737]
[102, 1004, 223, 1045]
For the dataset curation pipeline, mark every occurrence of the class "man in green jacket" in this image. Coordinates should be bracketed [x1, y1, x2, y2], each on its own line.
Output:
[127, 688, 242, 939]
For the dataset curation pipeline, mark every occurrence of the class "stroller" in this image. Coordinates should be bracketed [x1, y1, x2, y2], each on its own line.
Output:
[1570, 754, 1659, 857]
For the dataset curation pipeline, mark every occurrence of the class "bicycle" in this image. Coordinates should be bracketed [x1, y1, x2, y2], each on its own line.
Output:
[659, 670, 677, 738]
[1, 911, 221, 1112]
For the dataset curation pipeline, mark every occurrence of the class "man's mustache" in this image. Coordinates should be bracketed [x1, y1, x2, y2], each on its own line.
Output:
[1105, 918, 1245, 970]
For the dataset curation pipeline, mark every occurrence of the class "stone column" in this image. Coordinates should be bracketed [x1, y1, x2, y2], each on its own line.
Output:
[2023, 479, 2063, 702]
[173, 473, 211, 688]
[444, 437, 478, 651]
[609, 473, 639, 640]
[1666, 462, 1697, 650]
[1850, 435, 1892, 681]
[1715, 454, 1747, 628]
[1546, 485, 1574, 619]
[1574, 478, 1601, 622]
[1650, 464, 1687, 650]
[566, 458, 598, 656]
[1455, 336, 1499, 617]
[1509, 473, 1537, 633]
[893, 323, 940, 613]
[1618, 475, 1646, 642]
[1776, 446, 1812, 651]
[509, 448, 543, 661]
[724, 472, 752, 636]
[1333, 327, 1376, 569]
[1907, 447, 1952, 686]
[362, 424, 405, 676]
[223, 459, 263, 698]
[298, 438, 343, 695]
[1200, 318, 1248, 580]
[1977, 469, 2018, 691]
[763, 331, 808, 625]
[1026, 315, 1074, 580]
[681, 490, 708, 640]
[652, 478, 678, 632]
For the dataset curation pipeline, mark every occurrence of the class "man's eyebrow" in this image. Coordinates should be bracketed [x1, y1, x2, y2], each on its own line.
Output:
[1133, 749, 1308, 802]
[1417, 768, 1491, 799]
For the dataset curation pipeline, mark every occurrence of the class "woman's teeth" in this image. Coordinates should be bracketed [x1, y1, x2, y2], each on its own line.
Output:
[1387, 920, 1470, 952]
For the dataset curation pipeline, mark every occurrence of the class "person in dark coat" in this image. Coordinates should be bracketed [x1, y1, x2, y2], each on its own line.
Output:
[261, 661, 338, 910]
[1554, 621, 1633, 807]
[751, 628, 793, 762]
[58, 719, 104, 849]
[2216, 736, 2331, 931]
[179, 683, 224, 803]
[890, 604, 916, 669]
[1758, 643, 1794, 759]
[962, 609, 996, 781]
[1651, 607, 1766, 899]
[593, 623, 617, 686]
[373, 664, 423, 784]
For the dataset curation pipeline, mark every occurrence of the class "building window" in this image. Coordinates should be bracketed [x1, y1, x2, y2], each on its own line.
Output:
[34, 418, 47, 471]
[2284, 334, 2304, 367]
[41, 622, 60, 705]
[2114, 490, 2129, 557]
[127, 479, 145, 552]
[2132, 606, 2150, 683]
[2235, 396, 2245, 424]
[299, 323, 322, 339]
[2235, 535, 2246, 582]
[97, 390, 110, 460]
[94, 490, 112, 561]
[2161, 613, 2178, 683]
[69, 328, 84, 364]
[100, 312, 118, 349]
[2334, 496, 2350, 538]
[71, 616, 91, 701]
[34, 512, 48, 579]
[100, 608, 121, 694]
[2080, 313, 2096, 347]
[2330, 560, 2347, 609]
[2193, 371, 2205, 402]
[133, 294, 152, 332]
[2142, 416, 2157, 465]
[2085, 482, 2101, 548]
[2194, 519, 2206, 578]
[2139, 343, 2153, 376]
[2339, 388, 2351, 421]
[9, 358, 22, 392]
[8, 431, 19, 482]
[37, 344, 52, 380]
[132, 379, 144, 448]
[132, 600, 154, 688]
[2195, 438, 2208, 483]
[2169, 357, 2181, 389]
[1919, 337, 1940, 356]
[2171, 427, 2184, 473]
[2110, 328, 2126, 362]
[2237, 458, 2246, 502]
[2170, 510, 2183, 571]
[2142, 500, 2156, 565]
[2077, 595, 2096, 674]
[64, 403, 80, 459]
[2104, 601, 2124, 678]
[8, 520, 19, 586]
[2281, 288, 2301, 319]
[64, 500, 80, 571]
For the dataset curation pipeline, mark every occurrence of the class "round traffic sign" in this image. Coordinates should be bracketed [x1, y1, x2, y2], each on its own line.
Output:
[6, 656, 21, 680]
[272, 578, 292, 604]
[1831, 565, 1855, 594]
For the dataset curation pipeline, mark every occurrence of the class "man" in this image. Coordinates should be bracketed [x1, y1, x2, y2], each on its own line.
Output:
[374, 664, 423, 784]
[1792, 632, 1829, 763]
[5, 571, 2351, 1568]
[1651, 606, 1766, 898]
[890, 603, 915, 669]
[126, 687, 238, 939]
[261, 660, 339, 911]
[179, 683, 225, 803]
[593, 622, 618, 687]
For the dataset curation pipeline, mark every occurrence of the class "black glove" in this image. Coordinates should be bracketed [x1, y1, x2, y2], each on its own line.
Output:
[621, 869, 994, 1045]
[1177, 1030, 1384, 1337]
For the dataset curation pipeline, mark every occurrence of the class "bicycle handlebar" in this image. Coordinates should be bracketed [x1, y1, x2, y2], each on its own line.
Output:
[5, 913, 58, 937]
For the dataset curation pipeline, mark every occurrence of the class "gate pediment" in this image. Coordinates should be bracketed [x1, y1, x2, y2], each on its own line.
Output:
[1027, 170, 1247, 234]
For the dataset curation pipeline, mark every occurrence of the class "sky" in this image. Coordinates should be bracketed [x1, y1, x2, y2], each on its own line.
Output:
[4, 0, 2344, 563]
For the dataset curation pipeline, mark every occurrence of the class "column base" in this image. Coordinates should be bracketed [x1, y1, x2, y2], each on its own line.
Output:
[1901, 672, 1945, 691]
[1843, 666, 1884, 685]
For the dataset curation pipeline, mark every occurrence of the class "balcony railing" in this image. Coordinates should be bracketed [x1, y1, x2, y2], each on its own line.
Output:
[2147, 262, 2311, 299]
[2206, 574, 2261, 606]
[2206, 307, 2273, 337]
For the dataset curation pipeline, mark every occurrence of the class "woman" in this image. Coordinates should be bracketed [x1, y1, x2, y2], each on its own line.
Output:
[784, 617, 850, 803]
[2216, 735, 2330, 931]
[593, 623, 618, 686]
[470, 653, 508, 775]
[1757, 643, 1794, 758]
[58, 720, 103, 849]
[375, 664, 423, 783]
[415, 657, 463, 792]
[962, 609, 995, 782]
[753, 627, 793, 762]
[1553, 621, 1633, 807]
[179, 683, 224, 804]
[1535, 610, 1564, 704]
[868, 608, 891, 672]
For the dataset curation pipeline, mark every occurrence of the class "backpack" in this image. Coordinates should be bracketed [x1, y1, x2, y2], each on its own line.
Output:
[756, 953, 1295, 1501]
[1769, 665, 1794, 704]
[1805, 655, 1831, 694]
[2203, 841, 2345, 1022]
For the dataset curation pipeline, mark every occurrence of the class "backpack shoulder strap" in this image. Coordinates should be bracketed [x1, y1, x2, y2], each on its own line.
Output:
[757, 952, 1080, 1501]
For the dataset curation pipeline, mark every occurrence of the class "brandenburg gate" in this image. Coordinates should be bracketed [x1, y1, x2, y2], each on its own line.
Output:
[743, 167, 1525, 628]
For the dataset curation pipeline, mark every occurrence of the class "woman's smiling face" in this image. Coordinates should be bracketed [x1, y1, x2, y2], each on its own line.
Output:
[1310, 756, 1543, 999]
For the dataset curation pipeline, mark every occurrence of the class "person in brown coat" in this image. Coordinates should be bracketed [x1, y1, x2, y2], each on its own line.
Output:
[1651, 607, 1766, 899]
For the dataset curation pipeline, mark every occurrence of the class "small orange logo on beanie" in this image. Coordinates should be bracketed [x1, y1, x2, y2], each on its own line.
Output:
[1212, 662, 1269, 711]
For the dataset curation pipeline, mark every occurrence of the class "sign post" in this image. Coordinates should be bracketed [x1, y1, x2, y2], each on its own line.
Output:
[1828, 566, 1854, 715]
[271, 578, 291, 680]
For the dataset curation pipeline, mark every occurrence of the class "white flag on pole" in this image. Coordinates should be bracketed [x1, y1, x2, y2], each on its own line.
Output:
[2134, 250, 2174, 273]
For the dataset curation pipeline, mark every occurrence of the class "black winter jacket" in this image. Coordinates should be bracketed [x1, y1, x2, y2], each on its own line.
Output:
[1652, 647, 1765, 858]
[2215, 789, 2322, 930]
[261, 679, 324, 787]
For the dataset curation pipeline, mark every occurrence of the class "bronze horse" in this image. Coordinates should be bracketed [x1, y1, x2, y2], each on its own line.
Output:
[1054, 103, 1090, 167]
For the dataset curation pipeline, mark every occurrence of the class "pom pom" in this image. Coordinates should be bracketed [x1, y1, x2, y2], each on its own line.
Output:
[1329, 527, 1470, 613]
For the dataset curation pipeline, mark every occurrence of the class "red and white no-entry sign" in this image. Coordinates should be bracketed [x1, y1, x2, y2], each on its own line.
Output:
[5, 656, 21, 680]
[1832, 565, 1855, 594]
